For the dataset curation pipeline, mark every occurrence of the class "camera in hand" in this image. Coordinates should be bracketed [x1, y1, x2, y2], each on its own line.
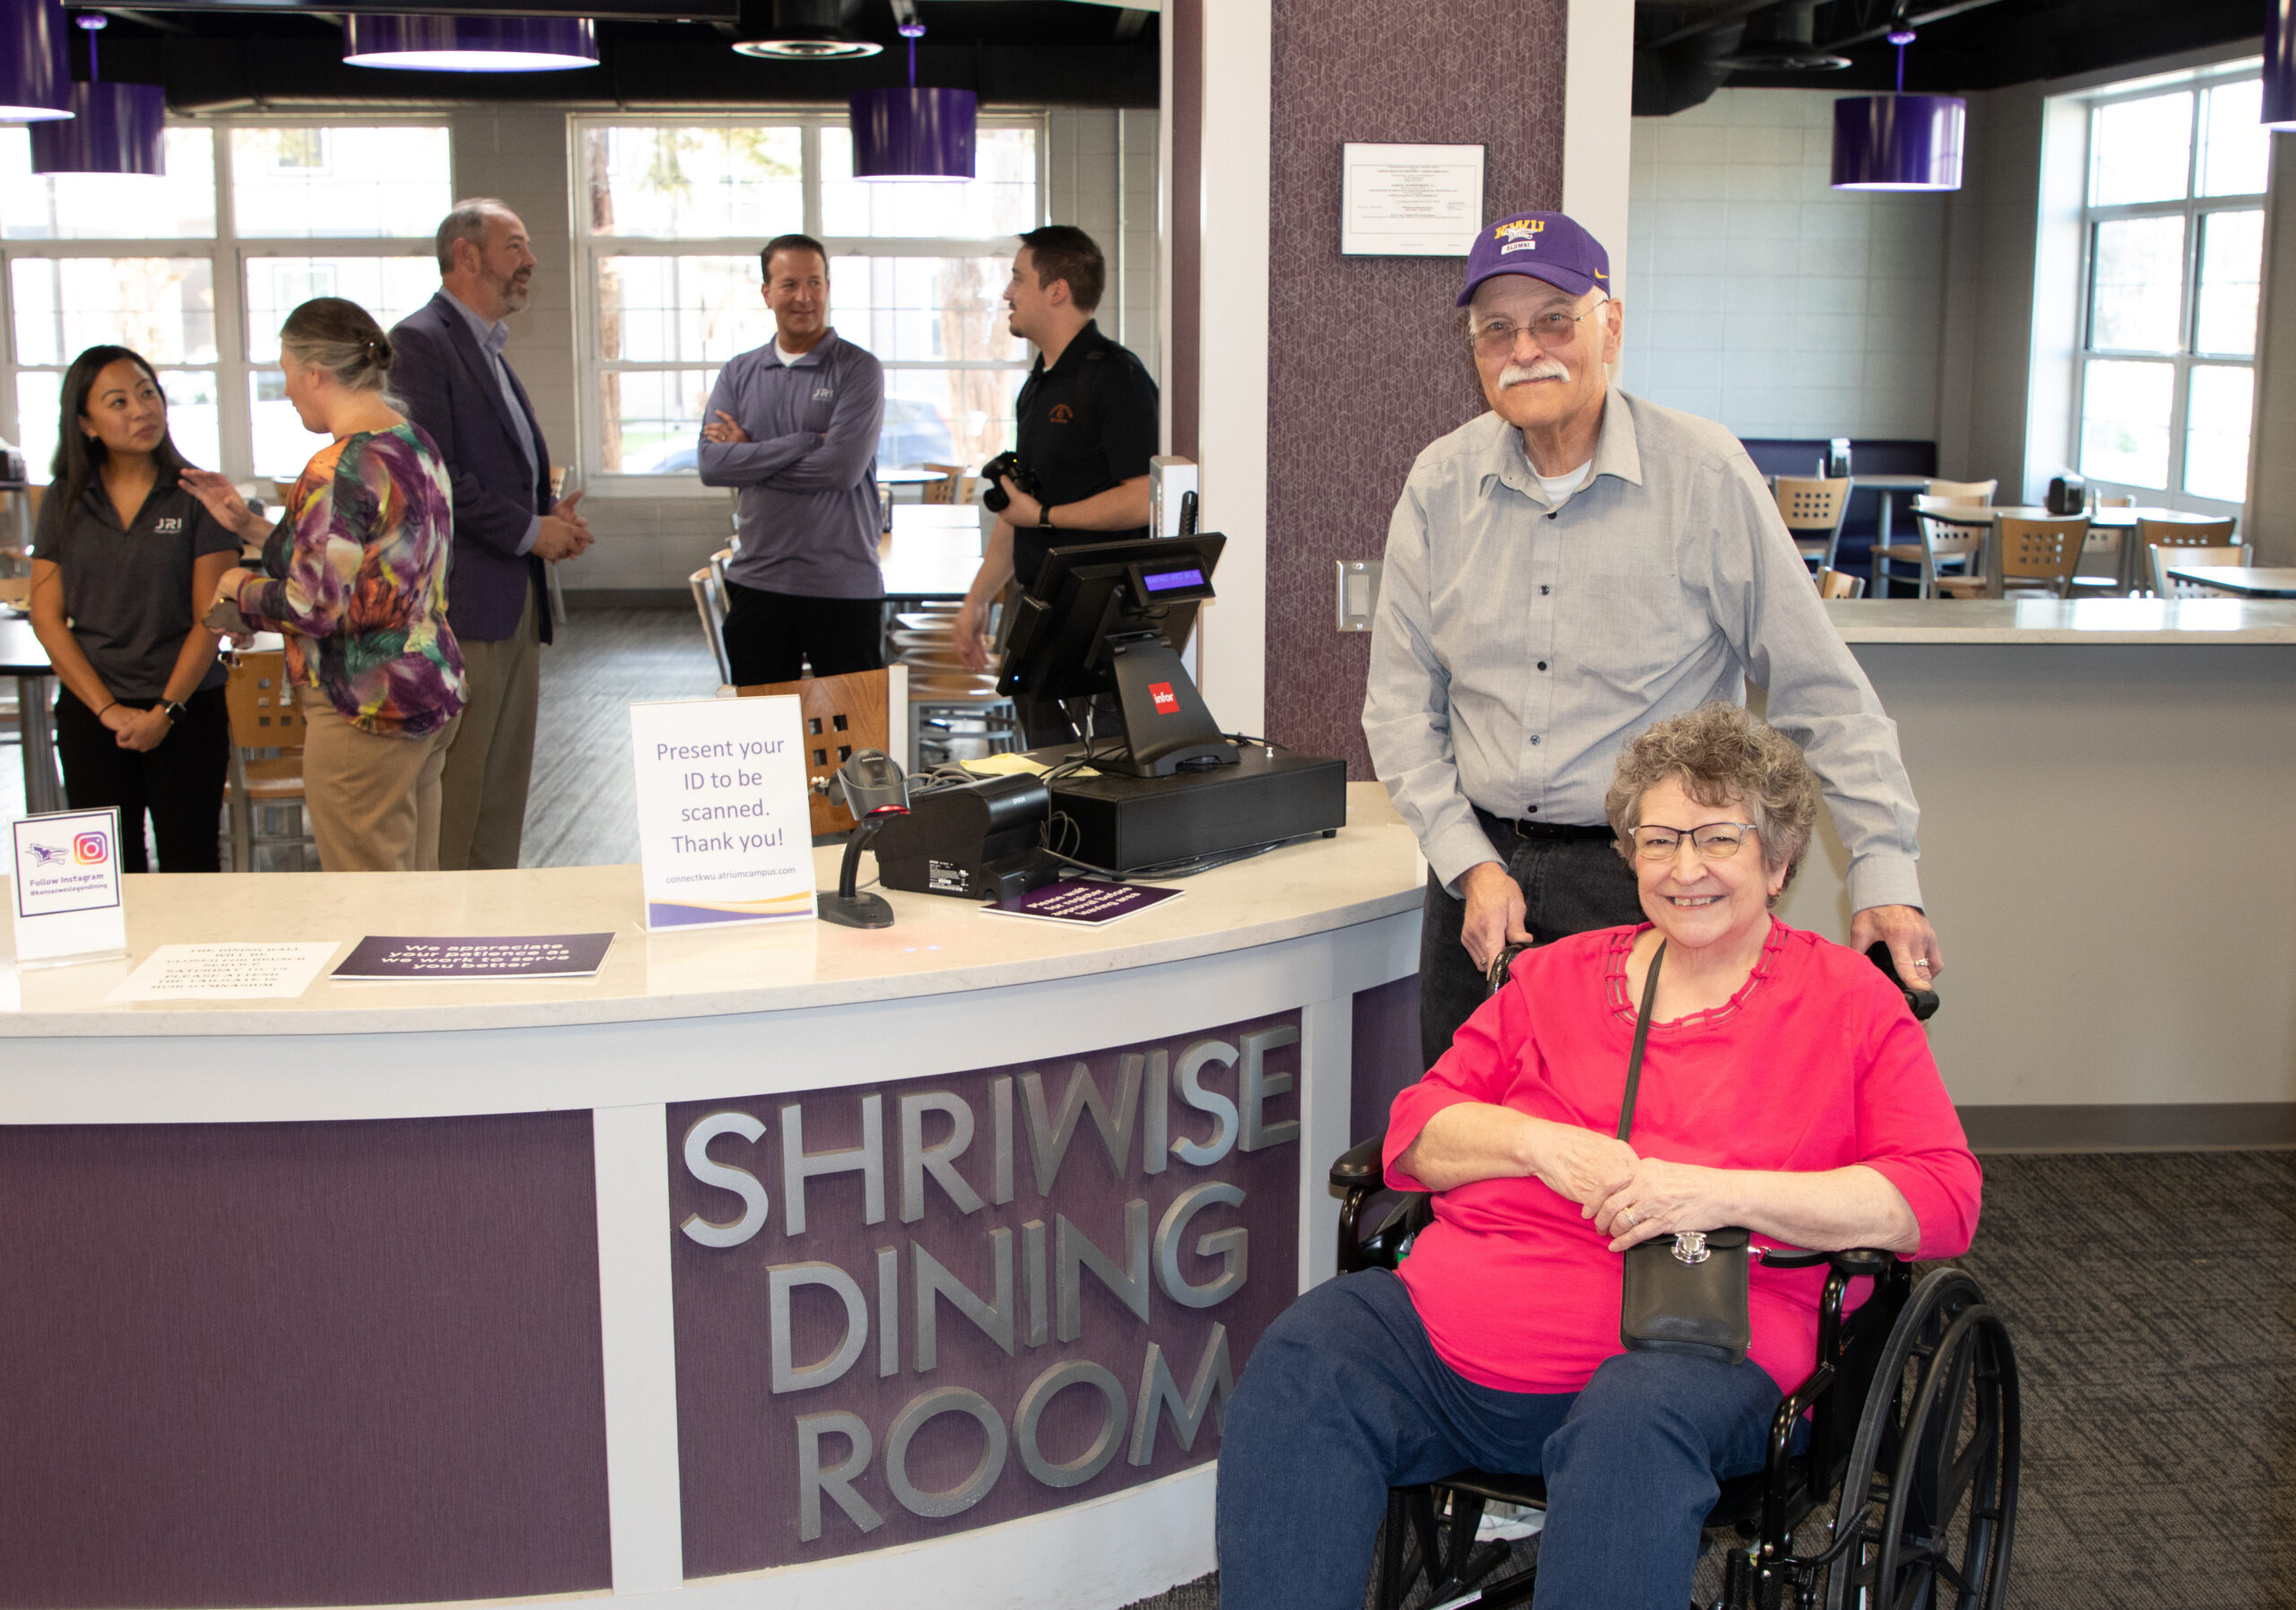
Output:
[978, 451, 1040, 513]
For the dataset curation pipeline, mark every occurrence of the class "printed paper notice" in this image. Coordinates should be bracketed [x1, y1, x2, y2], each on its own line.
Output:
[979, 878, 1183, 927]
[1341, 143, 1485, 257]
[10, 807, 127, 965]
[631, 695, 816, 930]
[332, 933, 614, 981]
[109, 942, 342, 1002]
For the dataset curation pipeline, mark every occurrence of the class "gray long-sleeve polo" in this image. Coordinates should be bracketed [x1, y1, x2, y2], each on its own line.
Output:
[698, 331, 884, 599]
[1361, 387, 1924, 915]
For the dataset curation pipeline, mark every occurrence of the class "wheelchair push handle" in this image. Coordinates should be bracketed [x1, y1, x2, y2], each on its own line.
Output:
[1866, 940, 1940, 1021]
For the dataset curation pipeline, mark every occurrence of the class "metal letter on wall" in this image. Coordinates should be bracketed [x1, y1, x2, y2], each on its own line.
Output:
[665, 1011, 1303, 1576]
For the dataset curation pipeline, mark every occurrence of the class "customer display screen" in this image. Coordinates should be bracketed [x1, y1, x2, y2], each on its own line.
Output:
[1141, 566, 1207, 594]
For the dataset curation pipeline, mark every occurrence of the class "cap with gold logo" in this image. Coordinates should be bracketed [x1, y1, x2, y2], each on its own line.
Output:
[1456, 211, 1610, 306]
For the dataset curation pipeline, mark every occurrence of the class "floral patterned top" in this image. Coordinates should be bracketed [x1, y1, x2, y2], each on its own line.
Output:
[239, 423, 466, 737]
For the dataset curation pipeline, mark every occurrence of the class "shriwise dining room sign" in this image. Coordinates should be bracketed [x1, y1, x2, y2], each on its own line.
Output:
[665, 1011, 1303, 1575]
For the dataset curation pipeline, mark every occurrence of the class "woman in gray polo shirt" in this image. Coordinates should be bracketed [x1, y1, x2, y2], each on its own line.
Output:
[27, 344, 239, 872]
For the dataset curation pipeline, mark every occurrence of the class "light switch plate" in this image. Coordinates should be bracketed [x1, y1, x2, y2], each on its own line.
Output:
[1335, 559, 1383, 631]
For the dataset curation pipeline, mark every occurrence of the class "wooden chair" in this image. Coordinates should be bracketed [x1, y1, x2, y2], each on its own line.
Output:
[1814, 567, 1866, 599]
[0, 576, 27, 607]
[222, 649, 314, 872]
[1908, 497, 1993, 598]
[688, 566, 732, 687]
[1998, 516, 2089, 599]
[1772, 477, 1852, 570]
[920, 463, 976, 506]
[2150, 543, 2252, 599]
[1873, 479, 1994, 596]
[2139, 517, 2238, 553]
[733, 666, 907, 836]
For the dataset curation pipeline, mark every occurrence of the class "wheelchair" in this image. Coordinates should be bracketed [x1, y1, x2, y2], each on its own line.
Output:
[1327, 946, 2018, 1610]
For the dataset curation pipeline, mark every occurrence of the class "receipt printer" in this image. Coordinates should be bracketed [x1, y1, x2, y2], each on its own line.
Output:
[872, 773, 1063, 901]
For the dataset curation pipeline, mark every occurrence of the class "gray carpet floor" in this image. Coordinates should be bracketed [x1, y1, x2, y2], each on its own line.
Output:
[1123, 1150, 2296, 1610]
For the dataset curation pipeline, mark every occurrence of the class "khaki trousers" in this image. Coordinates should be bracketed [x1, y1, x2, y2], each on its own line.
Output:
[298, 691, 457, 873]
[438, 579, 542, 871]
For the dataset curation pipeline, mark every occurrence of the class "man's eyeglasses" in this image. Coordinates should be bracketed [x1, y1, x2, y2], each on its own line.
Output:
[1627, 822, 1759, 861]
[1468, 298, 1606, 357]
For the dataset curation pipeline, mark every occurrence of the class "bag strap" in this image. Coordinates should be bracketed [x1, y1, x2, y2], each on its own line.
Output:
[1617, 939, 1667, 1143]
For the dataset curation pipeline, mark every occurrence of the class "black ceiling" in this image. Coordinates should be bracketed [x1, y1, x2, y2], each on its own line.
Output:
[1636, 0, 2266, 115]
[80, 0, 1157, 111]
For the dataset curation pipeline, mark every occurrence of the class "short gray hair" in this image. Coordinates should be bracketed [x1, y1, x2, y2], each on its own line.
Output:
[436, 198, 509, 274]
[1604, 702, 1822, 894]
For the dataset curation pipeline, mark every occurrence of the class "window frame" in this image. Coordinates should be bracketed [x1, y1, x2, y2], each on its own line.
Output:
[568, 111, 1048, 492]
[2070, 73, 2263, 511]
[0, 114, 449, 484]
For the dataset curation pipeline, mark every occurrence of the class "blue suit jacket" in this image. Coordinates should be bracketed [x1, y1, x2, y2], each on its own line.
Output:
[390, 290, 553, 645]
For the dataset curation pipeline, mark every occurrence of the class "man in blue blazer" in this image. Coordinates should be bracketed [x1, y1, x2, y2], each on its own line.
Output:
[392, 199, 592, 871]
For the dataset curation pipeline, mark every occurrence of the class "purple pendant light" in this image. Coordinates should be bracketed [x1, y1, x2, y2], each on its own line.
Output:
[2266, 0, 2296, 129]
[31, 16, 161, 176]
[0, 0, 72, 122]
[1831, 22, 1965, 191]
[344, 14, 599, 72]
[848, 13, 975, 181]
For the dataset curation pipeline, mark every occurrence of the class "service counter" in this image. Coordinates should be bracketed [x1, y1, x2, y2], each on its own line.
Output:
[0, 785, 1425, 1610]
[1775, 598, 2296, 1147]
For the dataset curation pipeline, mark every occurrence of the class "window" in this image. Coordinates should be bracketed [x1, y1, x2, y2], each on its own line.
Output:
[0, 121, 448, 486]
[576, 117, 1040, 480]
[2075, 75, 2266, 504]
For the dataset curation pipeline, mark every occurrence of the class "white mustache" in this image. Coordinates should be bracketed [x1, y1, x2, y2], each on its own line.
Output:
[1500, 358, 1570, 387]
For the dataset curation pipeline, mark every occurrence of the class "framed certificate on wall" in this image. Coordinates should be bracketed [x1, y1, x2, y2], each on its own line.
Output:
[1340, 143, 1486, 257]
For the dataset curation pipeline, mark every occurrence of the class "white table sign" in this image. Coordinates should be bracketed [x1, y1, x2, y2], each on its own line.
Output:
[1341, 142, 1485, 257]
[108, 941, 343, 1002]
[10, 807, 128, 966]
[630, 695, 815, 931]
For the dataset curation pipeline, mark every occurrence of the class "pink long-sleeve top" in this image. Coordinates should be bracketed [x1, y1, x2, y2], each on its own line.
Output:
[1385, 921, 1980, 1396]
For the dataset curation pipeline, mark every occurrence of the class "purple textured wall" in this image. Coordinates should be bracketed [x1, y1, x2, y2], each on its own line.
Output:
[1264, 0, 1571, 774]
[0, 1112, 613, 1609]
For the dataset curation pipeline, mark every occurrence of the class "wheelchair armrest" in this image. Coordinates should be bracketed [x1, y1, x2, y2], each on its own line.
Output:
[1330, 1131, 1387, 1190]
[1758, 1246, 1895, 1276]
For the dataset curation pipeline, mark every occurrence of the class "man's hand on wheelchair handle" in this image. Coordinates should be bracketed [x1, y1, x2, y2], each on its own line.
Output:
[1850, 903, 1941, 988]
[1458, 861, 1534, 972]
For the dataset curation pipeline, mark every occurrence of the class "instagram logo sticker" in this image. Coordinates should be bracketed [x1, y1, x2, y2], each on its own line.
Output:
[73, 831, 109, 866]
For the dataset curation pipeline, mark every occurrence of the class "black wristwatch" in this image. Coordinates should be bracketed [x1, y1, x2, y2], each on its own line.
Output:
[1039, 503, 1055, 528]
[158, 701, 186, 727]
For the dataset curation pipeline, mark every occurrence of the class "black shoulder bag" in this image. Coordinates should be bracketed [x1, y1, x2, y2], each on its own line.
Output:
[1615, 940, 1754, 1366]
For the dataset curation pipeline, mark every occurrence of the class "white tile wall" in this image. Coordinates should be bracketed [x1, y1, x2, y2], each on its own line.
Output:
[1622, 88, 1952, 441]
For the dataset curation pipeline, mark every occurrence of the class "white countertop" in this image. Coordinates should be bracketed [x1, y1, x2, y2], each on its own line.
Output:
[1825, 597, 2296, 643]
[0, 784, 1423, 1038]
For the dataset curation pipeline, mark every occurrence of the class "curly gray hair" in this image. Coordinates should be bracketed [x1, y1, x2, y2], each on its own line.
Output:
[1604, 702, 1822, 894]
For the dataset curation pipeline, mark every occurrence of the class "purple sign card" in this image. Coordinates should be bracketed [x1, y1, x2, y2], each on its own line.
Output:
[979, 879, 1183, 927]
[332, 933, 616, 981]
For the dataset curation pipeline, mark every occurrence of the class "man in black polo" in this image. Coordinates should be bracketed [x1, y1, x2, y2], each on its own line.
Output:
[953, 225, 1159, 745]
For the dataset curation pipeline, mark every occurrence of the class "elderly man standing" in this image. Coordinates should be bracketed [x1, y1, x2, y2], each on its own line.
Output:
[392, 198, 592, 872]
[1363, 212, 1942, 1068]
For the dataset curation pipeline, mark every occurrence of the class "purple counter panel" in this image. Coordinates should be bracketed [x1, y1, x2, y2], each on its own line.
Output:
[0, 1111, 613, 1609]
[1351, 973, 1423, 1144]
[668, 1011, 1304, 1577]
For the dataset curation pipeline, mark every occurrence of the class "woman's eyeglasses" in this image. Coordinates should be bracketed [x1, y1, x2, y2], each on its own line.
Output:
[1627, 822, 1759, 861]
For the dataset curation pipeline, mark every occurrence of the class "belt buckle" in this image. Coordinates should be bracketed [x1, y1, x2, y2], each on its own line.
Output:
[1672, 1231, 1710, 1266]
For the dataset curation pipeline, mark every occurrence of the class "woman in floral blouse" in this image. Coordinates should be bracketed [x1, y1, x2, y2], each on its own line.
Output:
[184, 297, 466, 872]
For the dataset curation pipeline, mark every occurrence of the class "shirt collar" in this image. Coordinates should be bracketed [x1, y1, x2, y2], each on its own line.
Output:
[1033, 318, 1103, 379]
[443, 289, 509, 357]
[770, 330, 837, 369]
[1478, 384, 1645, 503]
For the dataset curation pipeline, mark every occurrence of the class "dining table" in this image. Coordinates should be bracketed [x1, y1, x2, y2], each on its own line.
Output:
[878, 500, 987, 605]
[0, 611, 63, 816]
[2162, 565, 2296, 599]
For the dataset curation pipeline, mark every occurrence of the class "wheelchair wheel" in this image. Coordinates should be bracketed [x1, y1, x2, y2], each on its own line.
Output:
[1822, 1268, 2020, 1610]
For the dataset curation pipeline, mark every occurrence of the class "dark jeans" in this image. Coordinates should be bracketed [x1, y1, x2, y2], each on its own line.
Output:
[1420, 810, 1644, 1066]
[54, 683, 230, 874]
[721, 584, 884, 687]
[1217, 1269, 1781, 1610]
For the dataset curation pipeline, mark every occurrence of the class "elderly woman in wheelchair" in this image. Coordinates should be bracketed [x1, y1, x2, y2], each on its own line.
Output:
[1217, 704, 1991, 1610]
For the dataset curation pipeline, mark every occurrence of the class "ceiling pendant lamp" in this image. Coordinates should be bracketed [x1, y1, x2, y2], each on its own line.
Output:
[1831, 21, 1965, 191]
[733, 0, 880, 60]
[848, 13, 973, 180]
[2266, 0, 2296, 129]
[0, 0, 73, 122]
[344, 14, 600, 72]
[31, 16, 161, 176]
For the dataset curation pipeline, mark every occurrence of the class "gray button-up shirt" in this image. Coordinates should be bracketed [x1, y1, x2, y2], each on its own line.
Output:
[1362, 387, 1923, 914]
[698, 332, 885, 599]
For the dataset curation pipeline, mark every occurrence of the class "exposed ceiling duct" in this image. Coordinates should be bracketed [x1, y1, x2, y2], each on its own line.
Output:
[1711, 1, 1851, 72]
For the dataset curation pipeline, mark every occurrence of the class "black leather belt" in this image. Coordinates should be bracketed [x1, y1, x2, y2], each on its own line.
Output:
[1475, 806, 1614, 844]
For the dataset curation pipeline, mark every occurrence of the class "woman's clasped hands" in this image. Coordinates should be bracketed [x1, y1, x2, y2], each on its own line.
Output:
[1526, 1123, 1738, 1255]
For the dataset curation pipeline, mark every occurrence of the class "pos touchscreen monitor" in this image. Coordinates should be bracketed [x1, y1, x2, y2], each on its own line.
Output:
[995, 534, 1235, 778]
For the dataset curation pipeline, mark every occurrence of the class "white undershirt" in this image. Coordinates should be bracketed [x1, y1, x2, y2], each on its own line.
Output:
[775, 337, 805, 367]
[1535, 460, 1592, 506]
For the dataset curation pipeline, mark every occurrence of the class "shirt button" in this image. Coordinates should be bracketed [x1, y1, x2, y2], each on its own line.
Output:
[1546, 511, 1558, 520]
[1529, 735, 1542, 746]
[1536, 661, 1548, 671]
[1539, 585, 1551, 596]
[1525, 805, 1539, 814]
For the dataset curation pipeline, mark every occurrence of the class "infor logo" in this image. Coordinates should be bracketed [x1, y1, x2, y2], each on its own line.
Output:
[1149, 682, 1178, 714]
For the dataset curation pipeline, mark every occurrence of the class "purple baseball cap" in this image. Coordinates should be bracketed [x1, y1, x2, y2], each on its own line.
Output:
[1456, 211, 1611, 306]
